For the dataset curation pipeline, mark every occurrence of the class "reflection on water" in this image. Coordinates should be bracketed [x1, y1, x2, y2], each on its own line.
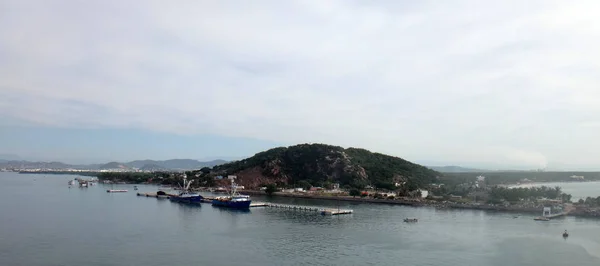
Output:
[211, 206, 252, 214]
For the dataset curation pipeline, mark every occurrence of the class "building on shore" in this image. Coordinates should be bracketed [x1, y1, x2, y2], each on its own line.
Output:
[570, 175, 585, 181]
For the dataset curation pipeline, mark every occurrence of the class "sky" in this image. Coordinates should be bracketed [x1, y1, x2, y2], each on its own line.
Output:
[1, 0, 600, 169]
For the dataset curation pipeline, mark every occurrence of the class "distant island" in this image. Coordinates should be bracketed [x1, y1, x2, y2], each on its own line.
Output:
[89, 144, 439, 190]
[208, 143, 440, 190]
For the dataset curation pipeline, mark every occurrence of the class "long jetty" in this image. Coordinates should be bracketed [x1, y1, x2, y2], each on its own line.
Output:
[250, 202, 353, 215]
[137, 192, 170, 199]
[136, 192, 352, 215]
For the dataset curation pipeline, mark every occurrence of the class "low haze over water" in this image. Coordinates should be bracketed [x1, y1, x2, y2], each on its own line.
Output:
[2, 172, 600, 266]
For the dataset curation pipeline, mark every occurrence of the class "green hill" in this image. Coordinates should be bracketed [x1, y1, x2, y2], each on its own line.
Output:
[211, 144, 440, 189]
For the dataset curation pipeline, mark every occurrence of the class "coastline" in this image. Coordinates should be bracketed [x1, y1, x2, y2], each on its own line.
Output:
[239, 190, 600, 218]
[15, 171, 600, 218]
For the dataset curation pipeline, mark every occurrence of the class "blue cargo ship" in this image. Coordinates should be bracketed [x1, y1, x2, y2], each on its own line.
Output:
[212, 180, 251, 209]
[169, 174, 203, 204]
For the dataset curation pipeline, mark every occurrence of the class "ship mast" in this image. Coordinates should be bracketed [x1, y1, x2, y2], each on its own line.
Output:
[178, 173, 193, 194]
[231, 179, 237, 196]
[185, 176, 193, 191]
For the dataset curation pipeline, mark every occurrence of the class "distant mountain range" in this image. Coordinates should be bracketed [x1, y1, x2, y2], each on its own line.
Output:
[0, 159, 229, 171]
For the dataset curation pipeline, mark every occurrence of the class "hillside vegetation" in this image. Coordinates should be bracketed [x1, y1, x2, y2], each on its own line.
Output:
[211, 144, 440, 189]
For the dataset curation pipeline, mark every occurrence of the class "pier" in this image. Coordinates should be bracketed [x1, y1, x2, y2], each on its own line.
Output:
[136, 192, 170, 199]
[136, 193, 353, 215]
[534, 205, 572, 220]
[107, 189, 128, 193]
[249, 202, 353, 215]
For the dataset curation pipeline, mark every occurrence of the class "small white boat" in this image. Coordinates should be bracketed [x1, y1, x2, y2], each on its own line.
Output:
[534, 216, 550, 221]
[68, 180, 75, 186]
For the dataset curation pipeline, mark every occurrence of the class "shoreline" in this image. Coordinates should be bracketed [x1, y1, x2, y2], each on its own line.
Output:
[239, 190, 600, 218]
[14, 171, 600, 218]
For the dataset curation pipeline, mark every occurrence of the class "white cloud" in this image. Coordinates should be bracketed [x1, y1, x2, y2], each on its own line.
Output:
[2, 0, 600, 168]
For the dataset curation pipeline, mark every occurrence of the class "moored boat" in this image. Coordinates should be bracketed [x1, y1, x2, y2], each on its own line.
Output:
[170, 191, 204, 204]
[169, 174, 203, 204]
[534, 216, 550, 221]
[212, 180, 251, 209]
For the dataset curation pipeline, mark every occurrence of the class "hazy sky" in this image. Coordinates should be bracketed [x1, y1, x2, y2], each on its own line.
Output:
[1, 1, 600, 169]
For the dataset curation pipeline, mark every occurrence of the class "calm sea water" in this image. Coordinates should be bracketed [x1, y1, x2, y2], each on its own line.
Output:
[2, 172, 600, 266]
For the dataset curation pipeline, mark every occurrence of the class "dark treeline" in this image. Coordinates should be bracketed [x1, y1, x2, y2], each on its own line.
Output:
[489, 186, 572, 203]
[96, 172, 173, 184]
[578, 196, 600, 207]
[95, 169, 217, 187]
[579, 197, 600, 206]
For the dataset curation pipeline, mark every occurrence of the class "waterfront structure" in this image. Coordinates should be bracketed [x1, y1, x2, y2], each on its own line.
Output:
[169, 174, 204, 204]
[212, 180, 251, 209]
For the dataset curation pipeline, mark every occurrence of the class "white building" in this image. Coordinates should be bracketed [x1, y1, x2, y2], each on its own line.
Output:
[570, 175, 585, 180]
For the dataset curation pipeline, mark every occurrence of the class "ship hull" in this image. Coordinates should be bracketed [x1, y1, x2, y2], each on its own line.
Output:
[169, 195, 204, 204]
[211, 199, 252, 209]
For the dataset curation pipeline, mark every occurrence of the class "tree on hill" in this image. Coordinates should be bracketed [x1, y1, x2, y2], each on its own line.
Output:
[199, 167, 211, 174]
[349, 189, 361, 198]
[345, 147, 438, 188]
[265, 184, 277, 196]
[296, 180, 312, 190]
